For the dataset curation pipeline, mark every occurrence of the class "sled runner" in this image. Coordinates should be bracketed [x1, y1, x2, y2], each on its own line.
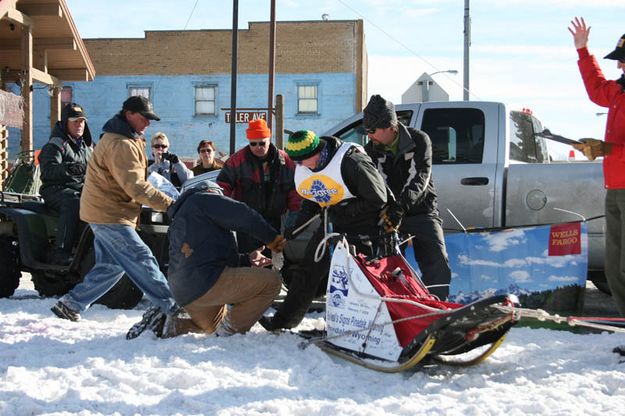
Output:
[310, 237, 519, 372]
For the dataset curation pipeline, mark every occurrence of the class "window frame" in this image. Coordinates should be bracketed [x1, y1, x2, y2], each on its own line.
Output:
[297, 83, 319, 115]
[127, 84, 152, 100]
[194, 85, 217, 116]
[60, 86, 73, 107]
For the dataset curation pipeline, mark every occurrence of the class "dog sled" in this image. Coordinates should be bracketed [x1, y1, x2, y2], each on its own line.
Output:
[301, 236, 519, 372]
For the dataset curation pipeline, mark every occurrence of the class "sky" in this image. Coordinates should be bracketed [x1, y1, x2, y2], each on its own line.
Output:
[2, 275, 625, 414]
[63, 0, 625, 143]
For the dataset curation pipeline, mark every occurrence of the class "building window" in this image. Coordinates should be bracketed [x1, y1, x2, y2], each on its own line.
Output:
[61, 86, 73, 106]
[297, 84, 318, 114]
[195, 86, 216, 115]
[128, 86, 151, 99]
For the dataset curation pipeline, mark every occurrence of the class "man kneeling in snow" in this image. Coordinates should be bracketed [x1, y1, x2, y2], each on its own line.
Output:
[127, 179, 286, 339]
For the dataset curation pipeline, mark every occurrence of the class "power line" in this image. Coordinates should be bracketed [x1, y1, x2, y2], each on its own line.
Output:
[336, 0, 478, 100]
[184, 0, 200, 30]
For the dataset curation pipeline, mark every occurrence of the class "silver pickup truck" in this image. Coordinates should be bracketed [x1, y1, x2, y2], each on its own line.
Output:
[323, 101, 607, 290]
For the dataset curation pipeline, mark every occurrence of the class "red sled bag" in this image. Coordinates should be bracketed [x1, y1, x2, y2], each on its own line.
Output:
[324, 238, 518, 367]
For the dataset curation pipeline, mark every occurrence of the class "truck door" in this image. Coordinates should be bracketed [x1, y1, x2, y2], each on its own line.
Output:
[505, 110, 605, 271]
[418, 104, 501, 229]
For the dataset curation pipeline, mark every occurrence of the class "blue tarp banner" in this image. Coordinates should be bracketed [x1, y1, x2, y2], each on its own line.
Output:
[405, 222, 588, 313]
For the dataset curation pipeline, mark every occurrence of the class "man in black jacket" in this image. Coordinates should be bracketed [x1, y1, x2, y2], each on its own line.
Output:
[39, 103, 93, 265]
[260, 130, 388, 331]
[363, 94, 451, 299]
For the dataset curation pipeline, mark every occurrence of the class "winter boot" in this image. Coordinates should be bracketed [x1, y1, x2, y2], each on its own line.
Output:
[613, 345, 625, 357]
[51, 301, 80, 322]
[215, 316, 236, 337]
[152, 307, 184, 338]
[126, 306, 163, 340]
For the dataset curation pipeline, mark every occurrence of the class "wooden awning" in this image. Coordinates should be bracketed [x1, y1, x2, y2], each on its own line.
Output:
[0, 0, 95, 157]
[0, 0, 95, 86]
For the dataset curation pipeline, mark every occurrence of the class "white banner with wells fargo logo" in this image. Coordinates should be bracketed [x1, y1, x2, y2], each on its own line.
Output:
[406, 221, 588, 313]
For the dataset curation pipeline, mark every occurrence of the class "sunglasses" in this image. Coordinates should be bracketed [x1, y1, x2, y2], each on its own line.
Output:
[619, 59, 625, 64]
[153, 144, 168, 149]
[249, 141, 268, 147]
[365, 127, 377, 135]
[199, 148, 213, 153]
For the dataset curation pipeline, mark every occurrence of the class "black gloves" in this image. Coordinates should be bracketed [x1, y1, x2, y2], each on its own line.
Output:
[379, 200, 404, 233]
[162, 152, 179, 164]
[66, 162, 86, 176]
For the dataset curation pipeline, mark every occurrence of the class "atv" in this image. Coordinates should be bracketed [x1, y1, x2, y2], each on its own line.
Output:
[0, 152, 170, 309]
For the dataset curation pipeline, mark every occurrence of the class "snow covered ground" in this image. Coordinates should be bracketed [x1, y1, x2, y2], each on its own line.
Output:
[1, 276, 625, 415]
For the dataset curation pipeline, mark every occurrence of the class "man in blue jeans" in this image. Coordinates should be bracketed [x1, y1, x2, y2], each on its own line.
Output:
[51, 96, 177, 324]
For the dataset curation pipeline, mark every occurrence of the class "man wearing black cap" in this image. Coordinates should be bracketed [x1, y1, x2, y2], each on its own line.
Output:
[39, 103, 93, 265]
[362, 94, 451, 300]
[569, 18, 625, 342]
[51, 96, 179, 325]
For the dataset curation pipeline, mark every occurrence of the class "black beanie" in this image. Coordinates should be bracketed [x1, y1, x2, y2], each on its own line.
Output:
[363, 94, 397, 131]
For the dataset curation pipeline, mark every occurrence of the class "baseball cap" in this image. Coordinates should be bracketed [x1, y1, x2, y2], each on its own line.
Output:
[62, 103, 87, 122]
[122, 96, 161, 121]
[604, 34, 625, 61]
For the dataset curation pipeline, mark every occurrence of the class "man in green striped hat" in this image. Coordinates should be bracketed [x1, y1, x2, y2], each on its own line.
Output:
[260, 130, 388, 331]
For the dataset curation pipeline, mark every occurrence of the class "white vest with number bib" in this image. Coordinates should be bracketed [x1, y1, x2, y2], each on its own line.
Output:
[294, 142, 362, 207]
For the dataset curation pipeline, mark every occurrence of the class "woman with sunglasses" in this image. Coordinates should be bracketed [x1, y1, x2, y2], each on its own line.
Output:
[191, 139, 224, 175]
[148, 131, 193, 187]
[569, 17, 625, 343]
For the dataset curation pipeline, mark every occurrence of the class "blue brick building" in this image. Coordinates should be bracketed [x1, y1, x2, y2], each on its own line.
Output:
[27, 20, 367, 163]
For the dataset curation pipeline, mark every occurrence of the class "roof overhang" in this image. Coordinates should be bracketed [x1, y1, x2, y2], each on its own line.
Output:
[0, 0, 95, 86]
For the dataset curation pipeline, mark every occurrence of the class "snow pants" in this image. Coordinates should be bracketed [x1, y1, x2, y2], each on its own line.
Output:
[400, 212, 451, 300]
[605, 189, 625, 317]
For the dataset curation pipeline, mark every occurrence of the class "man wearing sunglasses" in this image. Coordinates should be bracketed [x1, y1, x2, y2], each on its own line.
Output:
[217, 118, 301, 254]
[363, 94, 451, 300]
[569, 18, 625, 343]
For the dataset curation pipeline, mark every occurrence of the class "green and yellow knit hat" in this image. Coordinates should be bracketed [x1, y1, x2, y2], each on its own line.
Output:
[285, 130, 323, 161]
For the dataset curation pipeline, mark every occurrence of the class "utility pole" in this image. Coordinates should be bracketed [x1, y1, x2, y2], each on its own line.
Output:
[267, 0, 276, 130]
[463, 0, 471, 101]
[229, 0, 239, 155]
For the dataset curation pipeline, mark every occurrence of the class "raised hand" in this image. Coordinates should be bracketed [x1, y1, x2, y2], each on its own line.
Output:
[568, 17, 590, 49]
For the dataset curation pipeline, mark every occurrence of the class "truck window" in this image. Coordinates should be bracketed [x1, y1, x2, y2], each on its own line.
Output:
[333, 111, 413, 146]
[532, 116, 549, 163]
[421, 108, 485, 164]
[509, 111, 548, 163]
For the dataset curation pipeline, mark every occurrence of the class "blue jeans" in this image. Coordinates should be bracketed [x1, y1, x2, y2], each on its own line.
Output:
[61, 224, 177, 314]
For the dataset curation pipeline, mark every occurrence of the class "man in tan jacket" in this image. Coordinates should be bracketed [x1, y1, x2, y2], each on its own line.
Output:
[51, 96, 178, 325]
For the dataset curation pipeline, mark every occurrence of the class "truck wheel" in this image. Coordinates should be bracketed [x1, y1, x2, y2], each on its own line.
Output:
[31, 271, 76, 297]
[0, 237, 21, 298]
[589, 271, 612, 296]
[78, 246, 143, 309]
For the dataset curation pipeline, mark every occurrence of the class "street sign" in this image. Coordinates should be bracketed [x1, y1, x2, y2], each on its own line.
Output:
[225, 111, 268, 123]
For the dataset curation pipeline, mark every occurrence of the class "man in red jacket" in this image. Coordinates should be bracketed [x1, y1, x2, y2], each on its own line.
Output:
[217, 119, 300, 253]
[569, 18, 625, 356]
